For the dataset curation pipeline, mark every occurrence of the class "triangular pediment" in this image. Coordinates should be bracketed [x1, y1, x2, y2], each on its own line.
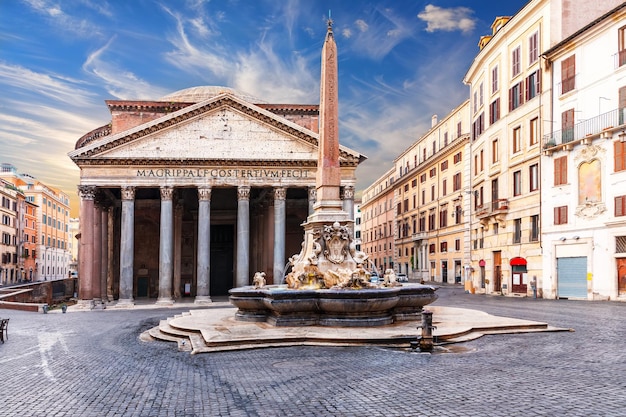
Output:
[68, 94, 364, 166]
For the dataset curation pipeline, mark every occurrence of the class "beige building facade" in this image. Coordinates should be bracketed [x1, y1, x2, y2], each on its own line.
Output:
[69, 87, 364, 307]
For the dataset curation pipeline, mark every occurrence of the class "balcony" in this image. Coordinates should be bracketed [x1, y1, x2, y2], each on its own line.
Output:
[543, 108, 625, 151]
[412, 231, 428, 242]
[476, 199, 509, 221]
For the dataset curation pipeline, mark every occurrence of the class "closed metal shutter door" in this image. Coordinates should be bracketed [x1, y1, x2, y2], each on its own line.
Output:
[557, 257, 587, 298]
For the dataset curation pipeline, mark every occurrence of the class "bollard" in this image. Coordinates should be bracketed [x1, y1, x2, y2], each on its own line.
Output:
[61, 304, 67, 313]
[43, 304, 49, 314]
[416, 310, 436, 352]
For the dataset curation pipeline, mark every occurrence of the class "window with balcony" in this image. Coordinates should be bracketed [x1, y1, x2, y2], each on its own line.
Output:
[561, 55, 576, 94]
[554, 206, 568, 225]
[554, 156, 568, 185]
[561, 108, 575, 143]
[513, 170, 522, 196]
[428, 211, 436, 230]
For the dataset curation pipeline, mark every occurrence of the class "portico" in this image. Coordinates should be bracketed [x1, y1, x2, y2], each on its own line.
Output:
[69, 88, 364, 307]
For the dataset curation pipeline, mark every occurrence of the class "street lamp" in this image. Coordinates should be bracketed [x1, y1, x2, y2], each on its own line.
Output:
[619, 131, 626, 143]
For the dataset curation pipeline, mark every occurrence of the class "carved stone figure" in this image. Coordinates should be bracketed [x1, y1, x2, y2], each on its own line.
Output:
[253, 272, 266, 289]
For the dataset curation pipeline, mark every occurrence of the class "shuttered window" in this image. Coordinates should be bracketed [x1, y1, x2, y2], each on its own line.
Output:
[616, 196, 626, 217]
[561, 55, 575, 94]
[554, 156, 568, 185]
[554, 206, 568, 225]
[615, 141, 626, 172]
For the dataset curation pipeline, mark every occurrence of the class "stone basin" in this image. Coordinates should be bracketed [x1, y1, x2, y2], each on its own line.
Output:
[229, 283, 438, 327]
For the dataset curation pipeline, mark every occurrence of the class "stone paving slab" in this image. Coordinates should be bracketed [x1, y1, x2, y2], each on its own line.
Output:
[146, 304, 570, 353]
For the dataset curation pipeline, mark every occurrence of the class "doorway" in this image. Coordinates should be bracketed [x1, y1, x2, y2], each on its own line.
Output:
[210, 224, 235, 296]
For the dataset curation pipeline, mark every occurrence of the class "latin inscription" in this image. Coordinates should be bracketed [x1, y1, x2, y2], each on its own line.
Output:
[137, 168, 309, 179]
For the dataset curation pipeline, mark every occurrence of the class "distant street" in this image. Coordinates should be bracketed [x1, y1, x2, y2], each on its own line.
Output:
[0, 286, 624, 417]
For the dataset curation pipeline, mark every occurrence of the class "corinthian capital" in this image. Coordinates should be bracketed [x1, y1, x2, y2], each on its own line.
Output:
[198, 186, 212, 201]
[121, 186, 135, 201]
[160, 186, 174, 201]
[78, 185, 97, 200]
[274, 187, 286, 200]
[238, 186, 250, 200]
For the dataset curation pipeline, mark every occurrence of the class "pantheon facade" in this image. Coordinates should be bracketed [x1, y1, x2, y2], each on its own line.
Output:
[69, 87, 365, 306]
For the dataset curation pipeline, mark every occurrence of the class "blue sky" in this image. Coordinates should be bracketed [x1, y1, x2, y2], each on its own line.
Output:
[0, 0, 528, 215]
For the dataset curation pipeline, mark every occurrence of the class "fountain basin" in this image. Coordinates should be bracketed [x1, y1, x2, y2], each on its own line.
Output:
[229, 283, 438, 327]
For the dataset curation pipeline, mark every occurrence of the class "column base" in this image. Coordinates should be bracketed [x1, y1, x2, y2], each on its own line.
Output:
[194, 296, 213, 305]
[113, 298, 135, 308]
[92, 299, 106, 310]
[156, 297, 174, 306]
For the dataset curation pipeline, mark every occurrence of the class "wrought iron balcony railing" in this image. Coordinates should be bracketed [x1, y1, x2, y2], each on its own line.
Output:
[543, 108, 626, 150]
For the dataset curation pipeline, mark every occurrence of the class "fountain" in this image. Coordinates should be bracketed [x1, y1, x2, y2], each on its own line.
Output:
[229, 18, 437, 327]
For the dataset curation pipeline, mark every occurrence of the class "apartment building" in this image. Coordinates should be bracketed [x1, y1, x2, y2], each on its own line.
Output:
[393, 102, 471, 283]
[0, 179, 19, 285]
[361, 168, 396, 275]
[1, 163, 72, 281]
[541, 3, 626, 300]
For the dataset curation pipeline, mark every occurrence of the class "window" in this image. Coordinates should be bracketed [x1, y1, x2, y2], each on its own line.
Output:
[441, 160, 448, 171]
[513, 171, 522, 196]
[474, 154, 479, 175]
[404, 184, 409, 192]
[429, 244, 436, 254]
[403, 199, 409, 212]
[420, 173, 426, 183]
[562, 108, 575, 143]
[489, 98, 500, 124]
[472, 113, 484, 139]
[554, 206, 568, 225]
[419, 212, 426, 232]
[439, 207, 448, 228]
[455, 205, 462, 225]
[412, 179, 417, 188]
[455, 239, 461, 251]
[479, 82, 484, 107]
[453, 152, 462, 164]
[512, 46, 521, 77]
[491, 65, 499, 93]
[442, 179, 447, 196]
[526, 70, 541, 100]
[429, 168, 436, 178]
[529, 164, 539, 192]
[428, 210, 436, 231]
[513, 218, 522, 243]
[440, 241, 448, 253]
[457, 122, 462, 138]
[554, 156, 568, 185]
[616, 196, 626, 217]
[615, 141, 626, 172]
[492, 139, 499, 163]
[529, 31, 538, 64]
[421, 189, 425, 205]
[561, 55, 576, 94]
[431, 185, 435, 201]
[480, 149, 484, 171]
[453, 173, 461, 192]
[620, 25, 626, 67]
[513, 126, 521, 153]
[530, 215, 539, 241]
[529, 117, 539, 146]
[509, 81, 524, 111]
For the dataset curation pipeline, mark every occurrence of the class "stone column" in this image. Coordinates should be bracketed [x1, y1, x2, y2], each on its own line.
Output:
[77, 185, 96, 307]
[118, 186, 135, 306]
[342, 185, 355, 220]
[273, 187, 286, 283]
[100, 205, 109, 305]
[106, 206, 115, 302]
[173, 201, 183, 299]
[308, 187, 316, 216]
[157, 186, 174, 305]
[92, 203, 102, 306]
[195, 186, 212, 304]
[236, 186, 250, 288]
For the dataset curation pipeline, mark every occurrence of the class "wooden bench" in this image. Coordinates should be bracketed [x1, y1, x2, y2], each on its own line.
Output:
[0, 318, 8, 343]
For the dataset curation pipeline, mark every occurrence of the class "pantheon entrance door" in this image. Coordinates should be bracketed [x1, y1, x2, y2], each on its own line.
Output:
[210, 224, 235, 296]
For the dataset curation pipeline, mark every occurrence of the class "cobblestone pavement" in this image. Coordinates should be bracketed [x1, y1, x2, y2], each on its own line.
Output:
[0, 286, 624, 417]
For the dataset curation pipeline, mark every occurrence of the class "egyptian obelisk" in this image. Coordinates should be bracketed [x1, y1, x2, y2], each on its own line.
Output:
[309, 17, 350, 223]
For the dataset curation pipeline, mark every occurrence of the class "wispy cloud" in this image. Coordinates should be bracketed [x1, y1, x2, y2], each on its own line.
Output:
[21, 0, 105, 37]
[82, 38, 169, 99]
[417, 4, 476, 33]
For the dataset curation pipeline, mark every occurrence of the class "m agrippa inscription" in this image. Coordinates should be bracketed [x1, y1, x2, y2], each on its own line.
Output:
[137, 168, 311, 179]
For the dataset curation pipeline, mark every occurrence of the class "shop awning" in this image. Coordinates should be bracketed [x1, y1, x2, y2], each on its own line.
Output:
[510, 257, 527, 266]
